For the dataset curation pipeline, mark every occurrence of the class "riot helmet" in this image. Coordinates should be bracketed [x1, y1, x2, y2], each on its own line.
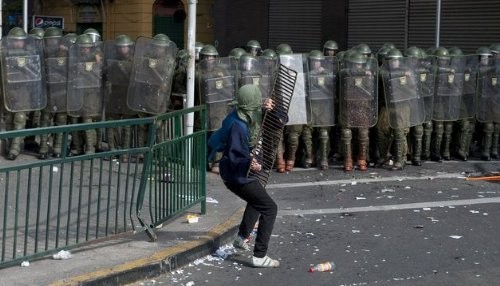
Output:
[381, 43, 396, 50]
[199, 44, 218, 70]
[476, 46, 492, 66]
[44, 27, 64, 55]
[239, 54, 258, 71]
[323, 40, 339, 56]
[115, 34, 134, 58]
[276, 43, 292, 55]
[355, 43, 372, 58]
[261, 49, 278, 61]
[76, 34, 94, 56]
[84, 28, 101, 42]
[346, 51, 366, 69]
[405, 46, 422, 58]
[63, 33, 78, 45]
[246, 40, 262, 56]
[229, 47, 247, 60]
[448, 47, 463, 56]
[385, 48, 403, 68]
[434, 47, 450, 66]
[7, 27, 28, 49]
[308, 50, 325, 71]
[28, 27, 44, 40]
[195, 42, 204, 61]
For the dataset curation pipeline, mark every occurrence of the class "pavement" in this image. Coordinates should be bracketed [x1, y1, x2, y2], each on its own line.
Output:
[0, 172, 245, 286]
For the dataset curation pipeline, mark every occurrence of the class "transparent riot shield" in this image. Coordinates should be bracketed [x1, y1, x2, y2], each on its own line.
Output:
[198, 57, 237, 131]
[104, 40, 135, 115]
[1, 36, 46, 112]
[418, 56, 436, 122]
[381, 57, 424, 129]
[339, 58, 378, 128]
[67, 41, 103, 117]
[279, 54, 307, 125]
[45, 55, 68, 113]
[476, 62, 497, 123]
[127, 37, 176, 115]
[259, 56, 278, 99]
[432, 56, 466, 121]
[306, 56, 337, 127]
[460, 55, 478, 119]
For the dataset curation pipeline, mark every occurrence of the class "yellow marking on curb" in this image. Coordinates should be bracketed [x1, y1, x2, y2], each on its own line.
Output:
[50, 208, 244, 286]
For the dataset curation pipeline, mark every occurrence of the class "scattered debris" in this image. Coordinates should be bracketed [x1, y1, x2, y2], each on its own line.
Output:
[206, 197, 218, 204]
[186, 214, 199, 224]
[20, 261, 29, 267]
[449, 235, 462, 239]
[53, 250, 72, 260]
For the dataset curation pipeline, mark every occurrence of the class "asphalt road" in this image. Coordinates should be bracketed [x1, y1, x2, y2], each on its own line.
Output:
[132, 160, 500, 286]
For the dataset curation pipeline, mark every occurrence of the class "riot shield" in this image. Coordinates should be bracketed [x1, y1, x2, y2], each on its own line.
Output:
[45, 56, 68, 113]
[1, 36, 46, 112]
[259, 56, 278, 99]
[198, 57, 237, 131]
[460, 55, 478, 119]
[127, 37, 176, 115]
[306, 56, 337, 127]
[67, 41, 103, 117]
[476, 63, 497, 123]
[279, 54, 307, 125]
[381, 57, 424, 129]
[418, 56, 436, 122]
[104, 40, 135, 115]
[339, 58, 378, 128]
[432, 56, 466, 121]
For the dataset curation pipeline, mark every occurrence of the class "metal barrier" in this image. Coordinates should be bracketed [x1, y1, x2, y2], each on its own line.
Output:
[0, 106, 206, 268]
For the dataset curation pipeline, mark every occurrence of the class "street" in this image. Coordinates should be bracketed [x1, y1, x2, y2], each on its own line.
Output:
[132, 159, 500, 286]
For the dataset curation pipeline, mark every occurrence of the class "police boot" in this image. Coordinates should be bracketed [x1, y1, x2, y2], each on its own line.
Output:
[302, 125, 314, 168]
[38, 111, 51, 160]
[7, 112, 27, 160]
[83, 117, 96, 155]
[411, 125, 423, 166]
[357, 142, 368, 171]
[52, 113, 67, 158]
[481, 123, 493, 161]
[343, 141, 353, 172]
[457, 131, 469, 161]
[319, 128, 329, 170]
[391, 140, 405, 171]
[430, 136, 443, 162]
[421, 122, 432, 160]
[276, 138, 285, 173]
[491, 124, 500, 159]
[285, 126, 301, 172]
[442, 122, 453, 160]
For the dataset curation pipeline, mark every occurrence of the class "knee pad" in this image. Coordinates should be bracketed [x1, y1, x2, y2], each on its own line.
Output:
[413, 125, 423, 137]
[341, 128, 352, 141]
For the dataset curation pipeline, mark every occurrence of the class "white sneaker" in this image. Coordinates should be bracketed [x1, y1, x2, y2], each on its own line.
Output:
[233, 235, 251, 251]
[251, 255, 280, 268]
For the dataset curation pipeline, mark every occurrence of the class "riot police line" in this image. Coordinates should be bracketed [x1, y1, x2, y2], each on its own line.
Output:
[199, 40, 500, 173]
[0, 27, 499, 172]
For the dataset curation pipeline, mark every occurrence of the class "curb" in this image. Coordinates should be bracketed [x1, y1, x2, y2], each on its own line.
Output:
[50, 208, 245, 286]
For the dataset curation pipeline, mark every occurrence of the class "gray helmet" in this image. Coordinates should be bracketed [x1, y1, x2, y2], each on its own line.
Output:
[152, 33, 171, 47]
[28, 27, 44, 40]
[323, 40, 339, 51]
[385, 48, 403, 59]
[44, 27, 63, 39]
[115, 34, 134, 46]
[434, 47, 450, 59]
[276, 43, 292, 55]
[448, 47, 463, 56]
[261, 49, 278, 60]
[7, 27, 27, 40]
[476, 46, 492, 57]
[355, 43, 372, 55]
[200, 44, 219, 57]
[489, 43, 500, 54]
[346, 51, 367, 64]
[381, 43, 396, 50]
[63, 33, 78, 44]
[405, 46, 422, 58]
[229, 47, 247, 60]
[239, 54, 258, 70]
[76, 34, 94, 47]
[246, 40, 262, 55]
[84, 28, 101, 42]
[309, 50, 325, 60]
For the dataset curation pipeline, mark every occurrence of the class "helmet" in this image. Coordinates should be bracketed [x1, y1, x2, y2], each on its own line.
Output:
[115, 34, 134, 46]
[246, 40, 262, 55]
[355, 43, 371, 55]
[44, 27, 63, 39]
[489, 43, 500, 54]
[239, 54, 258, 70]
[336, 51, 346, 61]
[63, 33, 78, 44]
[75, 34, 94, 47]
[346, 51, 366, 64]
[177, 49, 188, 59]
[323, 40, 339, 51]
[229, 47, 247, 60]
[405, 46, 422, 58]
[84, 28, 100, 42]
[381, 43, 396, 50]
[385, 48, 403, 59]
[476, 46, 492, 57]
[7, 27, 27, 40]
[420, 48, 428, 58]
[376, 47, 391, 62]
[276, 43, 292, 55]
[309, 50, 325, 60]
[261, 49, 277, 60]
[152, 34, 171, 47]
[28, 27, 44, 40]
[434, 47, 450, 59]
[199, 44, 219, 57]
[426, 47, 437, 55]
[195, 42, 204, 60]
[448, 47, 463, 56]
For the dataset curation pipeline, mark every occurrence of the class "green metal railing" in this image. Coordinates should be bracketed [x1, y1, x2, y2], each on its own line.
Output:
[0, 106, 206, 268]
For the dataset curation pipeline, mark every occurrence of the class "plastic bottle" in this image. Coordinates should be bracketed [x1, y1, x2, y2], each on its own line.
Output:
[309, 261, 335, 272]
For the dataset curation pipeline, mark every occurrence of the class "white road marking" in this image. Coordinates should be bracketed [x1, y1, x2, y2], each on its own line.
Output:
[278, 197, 500, 216]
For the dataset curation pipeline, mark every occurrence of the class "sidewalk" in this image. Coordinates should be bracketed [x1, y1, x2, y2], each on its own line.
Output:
[0, 172, 244, 286]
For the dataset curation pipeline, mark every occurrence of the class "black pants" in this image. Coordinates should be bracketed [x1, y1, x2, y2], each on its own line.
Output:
[225, 180, 278, 258]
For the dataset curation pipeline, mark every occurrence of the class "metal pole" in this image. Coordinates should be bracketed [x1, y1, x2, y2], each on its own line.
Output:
[185, 0, 197, 136]
[23, 0, 28, 32]
[435, 0, 441, 48]
[0, 0, 3, 39]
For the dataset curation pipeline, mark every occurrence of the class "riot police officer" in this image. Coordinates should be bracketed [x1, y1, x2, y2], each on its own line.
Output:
[323, 40, 339, 57]
[246, 40, 262, 57]
[171, 49, 189, 110]
[488, 43, 500, 159]
[84, 28, 101, 43]
[229, 47, 247, 61]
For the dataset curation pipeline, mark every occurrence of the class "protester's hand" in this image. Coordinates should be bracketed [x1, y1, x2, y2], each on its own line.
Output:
[263, 98, 275, 111]
[250, 157, 262, 172]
